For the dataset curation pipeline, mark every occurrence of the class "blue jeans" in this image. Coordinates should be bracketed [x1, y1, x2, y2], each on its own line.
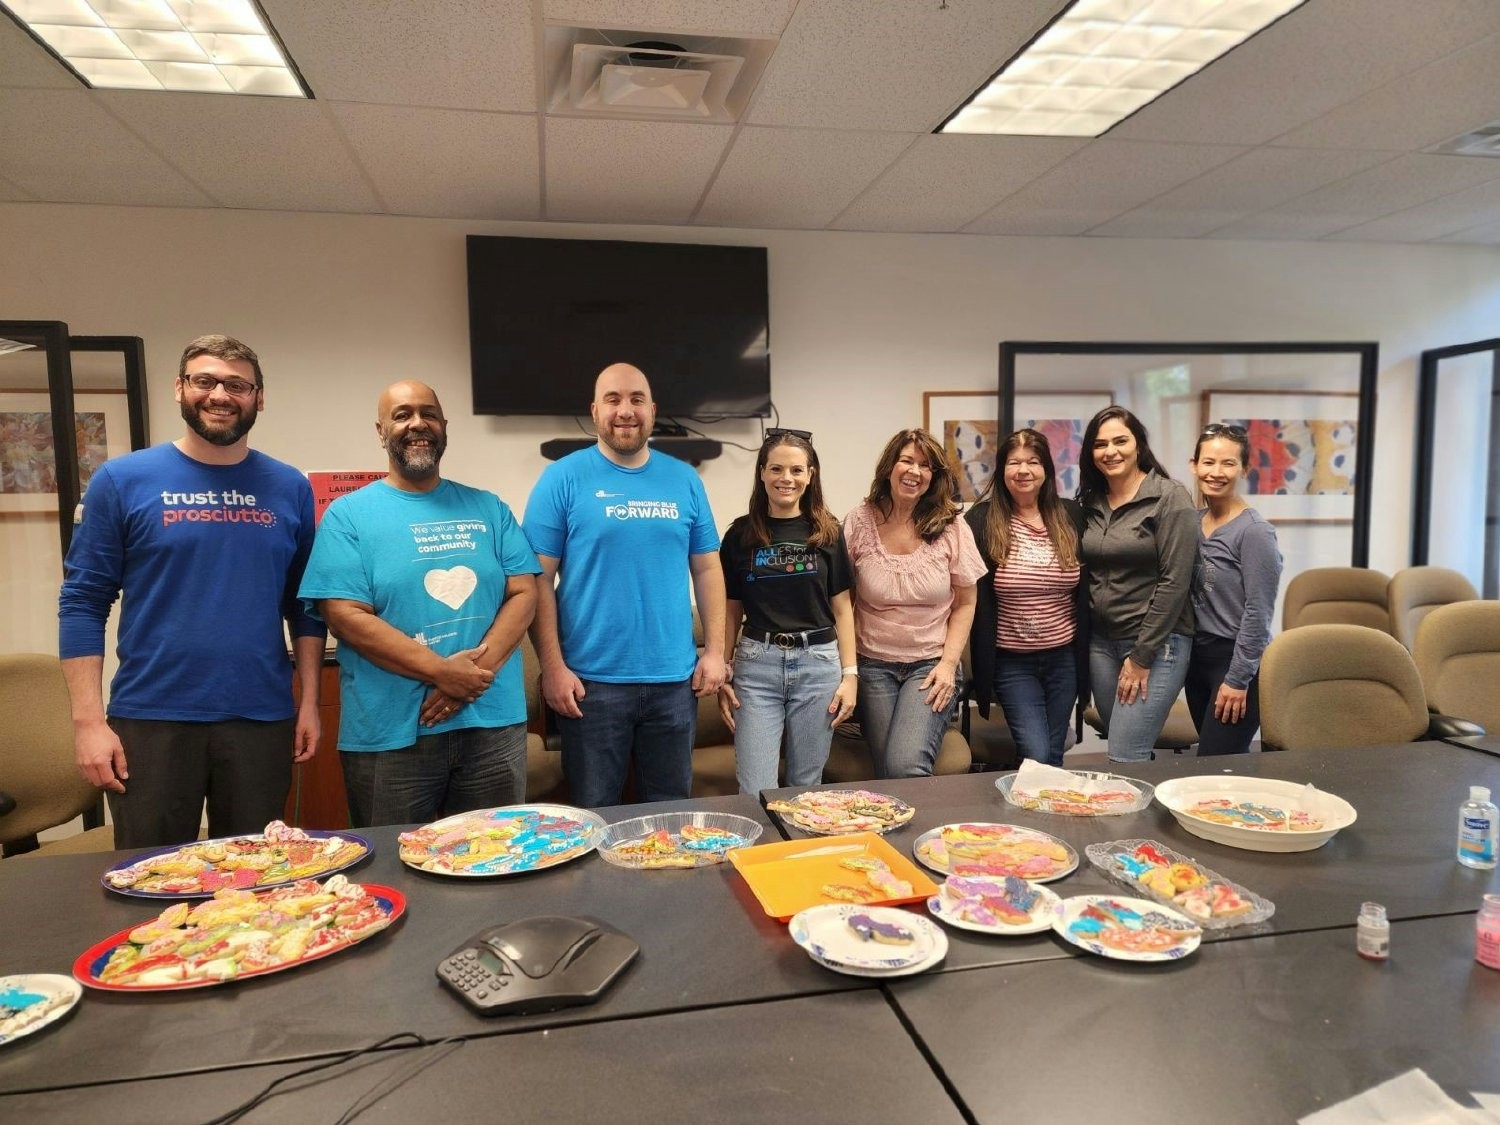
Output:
[340, 722, 528, 829]
[1089, 634, 1192, 763]
[856, 657, 955, 779]
[554, 679, 696, 807]
[732, 638, 842, 794]
[994, 645, 1076, 768]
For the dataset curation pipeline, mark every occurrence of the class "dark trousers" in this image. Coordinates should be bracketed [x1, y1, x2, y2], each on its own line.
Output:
[106, 717, 295, 849]
[1184, 634, 1261, 756]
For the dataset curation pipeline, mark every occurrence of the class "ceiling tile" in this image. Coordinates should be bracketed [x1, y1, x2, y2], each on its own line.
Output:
[1091, 147, 1393, 238]
[1208, 153, 1500, 239]
[832, 134, 1088, 233]
[696, 126, 910, 229]
[1437, 218, 1500, 244]
[1326, 177, 1500, 243]
[332, 104, 540, 220]
[102, 92, 381, 213]
[0, 13, 83, 89]
[260, 1, 535, 111]
[1111, 0, 1500, 146]
[542, 0, 798, 37]
[544, 116, 730, 223]
[963, 140, 1247, 236]
[0, 90, 211, 206]
[1275, 33, 1500, 152]
[746, 0, 1065, 131]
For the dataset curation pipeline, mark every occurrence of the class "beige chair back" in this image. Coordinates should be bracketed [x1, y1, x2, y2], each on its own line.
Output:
[0, 653, 99, 846]
[1413, 601, 1500, 732]
[1282, 567, 1392, 632]
[1259, 624, 1428, 752]
[1387, 566, 1479, 650]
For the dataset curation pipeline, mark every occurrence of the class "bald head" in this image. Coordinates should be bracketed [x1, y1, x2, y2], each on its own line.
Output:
[592, 363, 651, 404]
[377, 380, 447, 489]
[378, 380, 443, 420]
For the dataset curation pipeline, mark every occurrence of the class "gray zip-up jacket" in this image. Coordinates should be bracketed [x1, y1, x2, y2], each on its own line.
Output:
[1079, 471, 1198, 668]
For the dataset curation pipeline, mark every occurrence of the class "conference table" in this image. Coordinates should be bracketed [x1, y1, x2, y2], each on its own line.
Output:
[1, 741, 1496, 1123]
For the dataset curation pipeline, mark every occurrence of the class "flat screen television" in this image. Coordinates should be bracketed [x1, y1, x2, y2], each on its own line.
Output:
[467, 236, 771, 420]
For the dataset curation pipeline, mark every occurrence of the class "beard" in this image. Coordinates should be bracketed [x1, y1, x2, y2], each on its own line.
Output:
[180, 398, 256, 446]
[384, 428, 445, 480]
[599, 420, 649, 456]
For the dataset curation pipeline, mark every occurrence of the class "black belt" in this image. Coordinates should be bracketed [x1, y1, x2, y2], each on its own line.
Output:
[743, 626, 836, 649]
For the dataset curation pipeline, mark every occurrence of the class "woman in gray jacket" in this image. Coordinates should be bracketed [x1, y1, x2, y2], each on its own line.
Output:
[1077, 406, 1198, 763]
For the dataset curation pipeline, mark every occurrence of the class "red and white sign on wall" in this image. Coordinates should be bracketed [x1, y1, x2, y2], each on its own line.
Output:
[307, 471, 384, 525]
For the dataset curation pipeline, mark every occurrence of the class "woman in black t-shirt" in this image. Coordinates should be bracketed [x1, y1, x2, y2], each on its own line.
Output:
[718, 431, 856, 794]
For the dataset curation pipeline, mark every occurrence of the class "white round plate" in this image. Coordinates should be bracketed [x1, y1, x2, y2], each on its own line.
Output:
[397, 803, 607, 876]
[1052, 895, 1202, 962]
[0, 974, 82, 1046]
[789, 904, 941, 971]
[911, 823, 1078, 883]
[804, 933, 949, 978]
[1154, 776, 1356, 852]
[926, 877, 1063, 936]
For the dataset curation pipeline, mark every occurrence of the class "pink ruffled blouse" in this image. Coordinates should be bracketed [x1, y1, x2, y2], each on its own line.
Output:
[842, 502, 988, 662]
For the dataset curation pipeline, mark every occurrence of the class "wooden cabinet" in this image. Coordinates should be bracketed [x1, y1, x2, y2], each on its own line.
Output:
[284, 658, 351, 830]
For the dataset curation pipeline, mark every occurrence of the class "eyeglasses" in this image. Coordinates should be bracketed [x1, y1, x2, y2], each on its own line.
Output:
[183, 373, 260, 397]
[764, 427, 812, 443]
[1201, 422, 1247, 439]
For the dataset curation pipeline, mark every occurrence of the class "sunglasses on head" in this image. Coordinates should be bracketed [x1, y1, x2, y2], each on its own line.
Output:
[1201, 422, 1248, 438]
[764, 427, 812, 443]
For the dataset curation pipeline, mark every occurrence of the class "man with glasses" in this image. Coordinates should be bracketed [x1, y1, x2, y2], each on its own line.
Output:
[58, 334, 325, 849]
[299, 380, 541, 827]
[524, 362, 726, 806]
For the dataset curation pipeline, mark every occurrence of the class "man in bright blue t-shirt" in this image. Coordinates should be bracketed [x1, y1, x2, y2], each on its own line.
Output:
[299, 381, 540, 828]
[525, 363, 726, 807]
[58, 334, 325, 849]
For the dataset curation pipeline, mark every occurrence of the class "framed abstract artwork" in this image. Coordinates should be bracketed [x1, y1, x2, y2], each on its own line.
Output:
[923, 390, 998, 502]
[1201, 390, 1360, 524]
[0, 390, 131, 514]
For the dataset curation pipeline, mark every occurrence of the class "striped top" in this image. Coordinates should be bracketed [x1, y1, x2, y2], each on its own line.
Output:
[993, 517, 1080, 652]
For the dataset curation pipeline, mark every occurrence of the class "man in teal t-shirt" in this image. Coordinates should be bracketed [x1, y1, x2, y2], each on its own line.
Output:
[300, 381, 540, 827]
[525, 363, 725, 807]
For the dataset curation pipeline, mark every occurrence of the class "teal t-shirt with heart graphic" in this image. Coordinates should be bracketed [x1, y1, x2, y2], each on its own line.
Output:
[299, 478, 542, 751]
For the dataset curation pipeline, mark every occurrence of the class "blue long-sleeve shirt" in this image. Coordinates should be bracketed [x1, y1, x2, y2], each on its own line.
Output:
[1192, 507, 1282, 689]
[58, 443, 324, 721]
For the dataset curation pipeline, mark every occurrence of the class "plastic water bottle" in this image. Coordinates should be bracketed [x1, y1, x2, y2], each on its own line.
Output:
[1457, 786, 1498, 870]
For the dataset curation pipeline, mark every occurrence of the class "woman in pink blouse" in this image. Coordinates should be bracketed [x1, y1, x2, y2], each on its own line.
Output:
[843, 429, 987, 777]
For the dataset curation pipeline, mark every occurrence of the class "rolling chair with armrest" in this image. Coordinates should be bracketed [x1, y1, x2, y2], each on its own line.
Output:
[1412, 601, 1500, 738]
[0, 653, 113, 857]
[1257, 624, 1463, 752]
[1387, 566, 1478, 652]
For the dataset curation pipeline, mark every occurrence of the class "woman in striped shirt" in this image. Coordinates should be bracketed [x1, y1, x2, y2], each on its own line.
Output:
[965, 429, 1088, 767]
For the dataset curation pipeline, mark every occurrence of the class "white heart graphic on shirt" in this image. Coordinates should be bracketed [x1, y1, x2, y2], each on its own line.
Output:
[424, 566, 477, 610]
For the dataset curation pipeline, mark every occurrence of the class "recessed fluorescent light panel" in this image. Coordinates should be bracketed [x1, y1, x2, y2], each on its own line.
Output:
[1, 0, 308, 96]
[940, 0, 1306, 137]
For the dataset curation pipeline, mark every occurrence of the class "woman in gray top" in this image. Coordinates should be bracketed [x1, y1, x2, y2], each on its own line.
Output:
[1184, 423, 1283, 755]
[1078, 406, 1198, 763]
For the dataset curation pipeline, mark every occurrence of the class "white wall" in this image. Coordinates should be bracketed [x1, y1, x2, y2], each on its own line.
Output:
[4, 201, 1500, 654]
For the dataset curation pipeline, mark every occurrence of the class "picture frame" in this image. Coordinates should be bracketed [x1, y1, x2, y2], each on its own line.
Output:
[923, 390, 998, 501]
[0, 389, 131, 514]
[1013, 390, 1117, 499]
[1201, 390, 1360, 524]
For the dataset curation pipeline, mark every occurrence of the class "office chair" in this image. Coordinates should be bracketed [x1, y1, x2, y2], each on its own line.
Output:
[1412, 600, 1500, 735]
[1258, 625, 1433, 752]
[0, 653, 112, 857]
[1387, 566, 1479, 651]
[1282, 567, 1392, 632]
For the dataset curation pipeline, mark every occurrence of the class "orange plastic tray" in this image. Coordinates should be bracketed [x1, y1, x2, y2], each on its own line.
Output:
[728, 832, 939, 922]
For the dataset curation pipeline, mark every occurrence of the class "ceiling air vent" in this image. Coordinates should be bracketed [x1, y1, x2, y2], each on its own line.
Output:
[544, 25, 777, 124]
[1430, 121, 1500, 158]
